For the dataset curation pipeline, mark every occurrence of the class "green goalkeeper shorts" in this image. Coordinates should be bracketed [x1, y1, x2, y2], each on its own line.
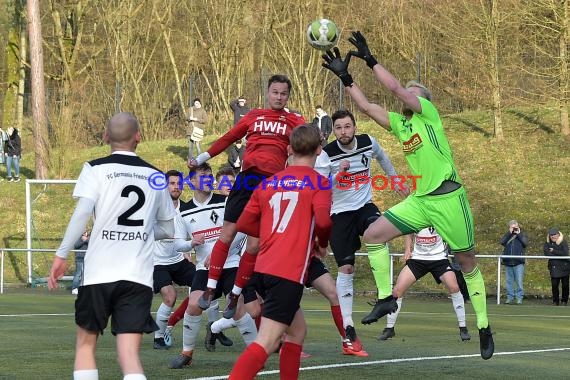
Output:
[383, 186, 475, 252]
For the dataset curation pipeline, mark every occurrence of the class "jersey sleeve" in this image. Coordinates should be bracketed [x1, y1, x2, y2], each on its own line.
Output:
[236, 189, 261, 237]
[388, 112, 406, 141]
[207, 113, 251, 157]
[314, 150, 332, 177]
[156, 189, 177, 221]
[371, 137, 397, 176]
[417, 97, 440, 124]
[72, 163, 99, 202]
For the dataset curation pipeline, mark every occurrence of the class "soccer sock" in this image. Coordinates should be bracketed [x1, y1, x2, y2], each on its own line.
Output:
[451, 291, 467, 327]
[168, 296, 189, 327]
[235, 313, 257, 346]
[330, 304, 346, 339]
[182, 313, 202, 352]
[336, 272, 354, 328]
[207, 240, 231, 288]
[233, 251, 257, 294]
[211, 316, 237, 334]
[386, 297, 402, 328]
[228, 342, 268, 380]
[463, 266, 489, 329]
[123, 375, 146, 380]
[206, 299, 220, 323]
[279, 341, 302, 380]
[365, 243, 392, 299]
[73, 369, 98, 380]
[154, 303, 172, 338]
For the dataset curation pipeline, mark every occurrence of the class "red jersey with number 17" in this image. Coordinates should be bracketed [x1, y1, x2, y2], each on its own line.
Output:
[207, 109, 305, 176]
[236, 166, 332, 284]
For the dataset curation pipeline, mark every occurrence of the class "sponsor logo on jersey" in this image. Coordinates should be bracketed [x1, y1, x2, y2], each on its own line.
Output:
[402, 133, 423, 154]
[193, 227, 222, 240]
[252, 120, 287, 135]
[415, 235, 438, 246]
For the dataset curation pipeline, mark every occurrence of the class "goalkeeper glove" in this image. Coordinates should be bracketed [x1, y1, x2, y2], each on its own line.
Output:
[348, 31, 378, 69]
[322, 47, 354, 87]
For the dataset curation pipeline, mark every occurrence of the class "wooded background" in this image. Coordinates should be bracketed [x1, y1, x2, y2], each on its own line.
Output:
[0, 0, 569, 178]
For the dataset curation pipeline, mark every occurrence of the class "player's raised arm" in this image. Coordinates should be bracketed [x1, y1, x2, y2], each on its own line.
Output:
[348, 31, 421, 115]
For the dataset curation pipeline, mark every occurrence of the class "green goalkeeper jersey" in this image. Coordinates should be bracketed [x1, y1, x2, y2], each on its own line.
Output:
[388, 97, 461, 196]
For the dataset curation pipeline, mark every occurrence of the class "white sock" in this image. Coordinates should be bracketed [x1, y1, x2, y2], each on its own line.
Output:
[155, 303, 172, 338]
[336, 272, 354, 328]
[182, 313, 202, 352]
[451, 291, 466, 327]
[235, 313, 257, 346]
[123, 375, 146, 380]
[386, 298, 402, 328]
[74, 369, 98, 380]
[206, 299, 220, 323]
[211, 317, 237, 334]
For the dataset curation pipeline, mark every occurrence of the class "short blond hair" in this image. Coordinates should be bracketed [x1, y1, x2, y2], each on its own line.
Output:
[405, 80, 432, 101]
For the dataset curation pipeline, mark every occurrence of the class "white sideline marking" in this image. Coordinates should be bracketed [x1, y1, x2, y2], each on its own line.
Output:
[186, 347, 570, 380]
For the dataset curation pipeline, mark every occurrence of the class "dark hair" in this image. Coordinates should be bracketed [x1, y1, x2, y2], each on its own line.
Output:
[188, 162, 212, 176]
[316, 105, 322, 109]
[331, 109, 356, 125]
[216, 165, 236, 180]
[268, 74, 292, 92]
[290, 124, 321, 156]
[165, 169, 182, 178]
[193, 98, 201, 103]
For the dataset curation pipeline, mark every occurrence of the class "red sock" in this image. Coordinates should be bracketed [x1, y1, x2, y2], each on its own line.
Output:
[228, 342, 268, 380]
[168, 297, 189, 326]
[235, 252, 257, 288]
[279, 341, 302, 380]
[208, 240, 230, 282]
[331, 304, 345, 339]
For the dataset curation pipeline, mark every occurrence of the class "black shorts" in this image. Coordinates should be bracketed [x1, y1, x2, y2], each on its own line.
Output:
[224, 170, 266, 223]
[406, 258, 454, 284]
[192, 268, 237, 300]
[75, 281, 157, 335]
[242, 273, 259, 304]
[254, 273, 303, 325]
[305, 257, 329, 288]
[153, 260, 196, 293]
[330, 202, 381, 267]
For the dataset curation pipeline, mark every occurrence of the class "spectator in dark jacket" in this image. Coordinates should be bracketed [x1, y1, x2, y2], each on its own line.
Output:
[500, 220, 528, 304]
[544, 228, 570, 306]
[312, 105, 333, 147]
[226, 140, 244, 175]
[4, 127, 21, 182]
[230, 96, 250, 126]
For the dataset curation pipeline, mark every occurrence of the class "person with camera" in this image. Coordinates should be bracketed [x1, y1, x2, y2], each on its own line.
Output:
[500, 220, 528, 304]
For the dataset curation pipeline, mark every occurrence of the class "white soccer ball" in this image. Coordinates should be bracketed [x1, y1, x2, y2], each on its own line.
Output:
[306, 19, 339, 51]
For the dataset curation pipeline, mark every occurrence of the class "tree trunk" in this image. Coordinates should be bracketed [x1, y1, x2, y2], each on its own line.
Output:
[27, 0, 50, 179]
[17, 12, 27, 131]
[560, 0, 570, 136]
[490, 0, 504, 141]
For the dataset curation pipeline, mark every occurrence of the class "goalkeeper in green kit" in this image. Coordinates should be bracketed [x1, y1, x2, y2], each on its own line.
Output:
[321, 31, 494, 360]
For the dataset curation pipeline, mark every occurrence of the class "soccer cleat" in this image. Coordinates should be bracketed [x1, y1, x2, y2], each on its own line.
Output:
[361, 295, 398, 325]
[169, 351, 193, 369]
[163, 326, 174, 347]
[153, 337, 170, 350]
[478, 325, 494, 360]
[198, 288, 214, 310]
[217, 331, 234, 347]
[459, 326, 471, 341]
[204, 322, 217, 352]
[223, 292, 239, 319]
[342, 340, 369, 357]
[344, 325, 363, 352]
[378, 327, 396, 341]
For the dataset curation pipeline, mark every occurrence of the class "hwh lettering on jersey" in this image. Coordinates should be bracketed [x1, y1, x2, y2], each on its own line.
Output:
[253, 120, 287, 135]
[402, 133, 423, 154]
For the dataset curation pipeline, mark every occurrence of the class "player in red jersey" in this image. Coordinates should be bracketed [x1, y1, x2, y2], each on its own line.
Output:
[187, 74, 306, 311]
[227, 124, 332, 380]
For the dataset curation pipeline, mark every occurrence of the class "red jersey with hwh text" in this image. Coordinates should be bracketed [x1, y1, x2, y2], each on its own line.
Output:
[207, 109, 305, 176]
[236, 166, 332, 284]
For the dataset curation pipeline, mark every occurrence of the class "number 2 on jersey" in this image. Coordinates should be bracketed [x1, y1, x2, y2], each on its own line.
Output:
[117, 185, 145, 226]
[269, 192, 298, 233]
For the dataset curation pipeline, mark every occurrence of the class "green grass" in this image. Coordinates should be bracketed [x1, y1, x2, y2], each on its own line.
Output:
[0, 290, 569, 379]
[0, 105, 569, 296]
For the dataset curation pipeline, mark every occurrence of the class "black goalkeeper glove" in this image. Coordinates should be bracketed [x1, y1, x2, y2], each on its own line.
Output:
[322, 47, 354, 87]
[348, 31, 378, 69]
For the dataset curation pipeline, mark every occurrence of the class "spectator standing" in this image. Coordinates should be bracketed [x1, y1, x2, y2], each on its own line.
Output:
[0, 127, 7, 180]
[72, 230, 90, 295]
[500, 220, 528, 305]
[230, 96, 250, 126]
[312, 105, 333, 146]
[226, 140, 245, 175]
[544, 228, 570, 306]
[186, 98, 208, 158]
[5, 127, 22, 182]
